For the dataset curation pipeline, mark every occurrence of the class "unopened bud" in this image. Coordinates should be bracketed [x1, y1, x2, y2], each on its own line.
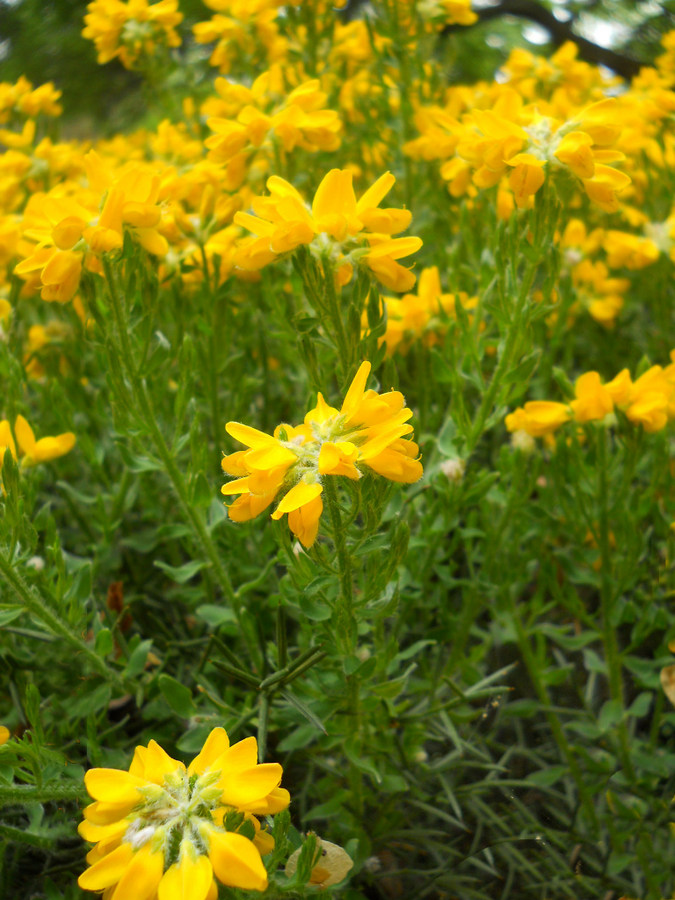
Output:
[440, 458, 465, 482]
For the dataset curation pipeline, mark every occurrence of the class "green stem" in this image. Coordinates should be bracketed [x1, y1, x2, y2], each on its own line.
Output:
[508, 596, 599, 829]
[258, 691, 270, 763]
[0, 549, 119, 684]
[465, 249, 539, 455]
[0, 781, 86, 808]
[323, 478, 354, 655]
[596, 429, 634, 778]
[102, 258, 246, 639]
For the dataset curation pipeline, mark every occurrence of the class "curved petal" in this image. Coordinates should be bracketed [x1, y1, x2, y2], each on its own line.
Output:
[77, 841, 134, 891]
[208, 830, 267, 891]
[158, 853, 213, 900]
[271, 482, 322, 518]
[188, 727, 231, 777]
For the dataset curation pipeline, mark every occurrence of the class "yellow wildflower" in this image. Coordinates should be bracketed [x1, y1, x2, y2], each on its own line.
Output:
[233, 169, 422, 291]
[222, 362, 423, 547]
[78, 727, 288, 898]
[569, 372, 614, 423]
[504, 401, 571, 438]
[0, 725, 10, 746]
[83, 0, 183, 70]
[14, 415, 76, 468]
[373, 267, 478, 354]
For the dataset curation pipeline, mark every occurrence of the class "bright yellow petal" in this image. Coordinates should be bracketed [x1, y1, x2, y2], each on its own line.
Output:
[111, 843, 164, 900]
[208, 830, 267, 892]
[84, 769, 148, 804]
[356, 171, 395, 213]
[271, 482, 323, 518]
[188, 727, 231, 776]
[341, 362, 371, 419]
[312, 169, 356, 221]
[14, 415, 35, 456]
[158, 854, 213, 900]
[219, 763, 283, 807]
[77, 842, 134, 891]
[226, 422, 276, 449]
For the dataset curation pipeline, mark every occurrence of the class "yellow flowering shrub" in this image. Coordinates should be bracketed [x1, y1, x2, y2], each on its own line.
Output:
[2, 5, 675, 900]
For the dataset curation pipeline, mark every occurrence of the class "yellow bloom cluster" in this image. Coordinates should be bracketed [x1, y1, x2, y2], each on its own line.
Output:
[404, 41, 636, 211]
[193, 0, 290, 75]
[222, 362, 423, 547]
[372, 266, 478, 354]
[79, 728, 288, 898]
[0, 76, 62, 123]
[204, 68, 342, 168]
[83, 0, 183, 69]
[506, 354, 675, 439]
[14, 151, 167, 302]
[234, 169, 422, 291]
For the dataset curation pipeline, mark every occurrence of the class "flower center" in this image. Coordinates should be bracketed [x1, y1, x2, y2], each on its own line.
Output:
[123, 770, 224, 864]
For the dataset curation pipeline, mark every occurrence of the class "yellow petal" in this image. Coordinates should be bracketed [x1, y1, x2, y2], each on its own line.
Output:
[0, 420, 16, 458]
[226, 422, 276, 449]
[208, 830, 267, 891]
[159, 854, 213, 900]
[219, 763, 283, 807]
[271, 482, 323, 518]
[188, 727, 231, 776]
[341, 362, 371, 419]
[312, 169, 356, 222]
[52, 216, 87, 250]
[83, 799, 138, 825]
[84, 769, 147, 804]
[111, 843, 164, 900]
[14, 415, 35, 456]
[78, 818, 128, 844]
[356, 172, 395, 213]
[32, 433, 76, 463]
[77, 842, 134, 891]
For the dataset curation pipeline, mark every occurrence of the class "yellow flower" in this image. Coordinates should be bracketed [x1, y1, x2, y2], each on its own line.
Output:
[504, 401, 571, 438]
[233, 169, 422, 291]
[14, 415, 76, 468]
[569, 372, 614, 423]
[78, 727, 288, 898]
[0, 725, 10, 746]
[453, 93, 630, 210]
[83, 0, 183, 70]
[222, 362, 423, 547]
[372, 266, 478, 354]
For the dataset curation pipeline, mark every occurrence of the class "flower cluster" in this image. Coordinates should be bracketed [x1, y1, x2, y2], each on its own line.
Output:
[222, 362, 423, 547]
[371, 266, 478, 354]
[83, 0, 183, 69]
[15, 151, 167, 302]
[234, 169, 422, 291]
[506, 353, 675, 440]
[79, 727, 288, 898]
[204, 68, 342, 168]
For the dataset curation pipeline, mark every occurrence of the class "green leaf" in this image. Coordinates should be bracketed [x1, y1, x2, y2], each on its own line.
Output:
[158, 674, 197, 718]
[196, 604, 236, 629]
[154, 559, 208, 584]
[525, 765, 568, 787]
[437, 417, 458, 456]
[69, 683, 112, 718]
[627, 691, 653, 718]
[280, 689, 326, 734]
[0, 608, 23, 627]
[598, 699, 624, 733]
[95, 628, 113, 658]
[123, 639, 153, 679]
